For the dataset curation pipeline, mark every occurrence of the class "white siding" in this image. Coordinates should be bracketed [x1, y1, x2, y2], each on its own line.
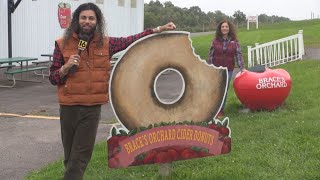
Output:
[0, 0, 144, 59]
[0, 0, 8, 58]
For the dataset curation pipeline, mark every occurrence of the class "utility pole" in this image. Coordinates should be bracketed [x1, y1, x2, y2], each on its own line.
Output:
[7, 0, 22, 58]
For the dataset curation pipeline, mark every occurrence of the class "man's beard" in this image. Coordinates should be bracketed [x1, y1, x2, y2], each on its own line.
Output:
[79, 26, 96, 36]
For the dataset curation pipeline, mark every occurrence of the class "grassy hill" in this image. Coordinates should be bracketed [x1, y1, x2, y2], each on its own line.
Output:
[192, 19, 320, 63]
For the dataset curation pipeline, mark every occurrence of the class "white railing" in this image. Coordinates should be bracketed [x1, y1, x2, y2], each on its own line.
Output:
[247, 30, 304, 67]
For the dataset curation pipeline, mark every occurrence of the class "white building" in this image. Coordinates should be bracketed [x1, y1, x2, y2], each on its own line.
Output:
[0, 0, 144, 59]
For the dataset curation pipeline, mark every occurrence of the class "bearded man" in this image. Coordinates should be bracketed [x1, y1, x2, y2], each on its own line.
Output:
[49, 3, 176, 179]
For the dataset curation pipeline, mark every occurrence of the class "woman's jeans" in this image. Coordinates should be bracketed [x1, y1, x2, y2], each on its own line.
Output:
[221, 71, 233, 112]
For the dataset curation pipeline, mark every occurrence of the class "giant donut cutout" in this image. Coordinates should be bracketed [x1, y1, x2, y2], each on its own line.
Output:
[110, 31, 228, 130]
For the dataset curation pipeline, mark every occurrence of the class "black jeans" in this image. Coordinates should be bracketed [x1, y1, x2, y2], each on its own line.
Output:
[60, 105, 101, 180]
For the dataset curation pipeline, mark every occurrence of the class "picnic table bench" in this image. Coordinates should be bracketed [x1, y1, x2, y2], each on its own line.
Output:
[0, 64, 16, 69]
[0, 57, 47, 88]
[32, 54, 53, 76]
[32, 59, 51, 66]
[111, 51, 123, 67]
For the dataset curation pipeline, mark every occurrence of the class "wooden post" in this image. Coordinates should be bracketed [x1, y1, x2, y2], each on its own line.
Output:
[298, 30, 304, 59]
[247, 46, 252, 67]
[255, 43, 260, 64]
[159, 163, 172, 179]
[256, 15, 259, 29]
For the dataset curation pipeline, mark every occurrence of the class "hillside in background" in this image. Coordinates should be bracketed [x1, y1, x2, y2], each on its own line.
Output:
[144, 0, 290, 32]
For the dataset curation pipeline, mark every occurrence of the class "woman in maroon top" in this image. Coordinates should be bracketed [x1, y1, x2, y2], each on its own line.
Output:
[208, 20, 245, 118]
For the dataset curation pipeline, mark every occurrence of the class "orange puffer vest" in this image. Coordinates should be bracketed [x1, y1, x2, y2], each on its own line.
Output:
[56, 33, 111, 106]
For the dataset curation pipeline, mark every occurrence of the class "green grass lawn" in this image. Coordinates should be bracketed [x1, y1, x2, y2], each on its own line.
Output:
[25, 20, 320, 179]
[25, 60, 320, 179]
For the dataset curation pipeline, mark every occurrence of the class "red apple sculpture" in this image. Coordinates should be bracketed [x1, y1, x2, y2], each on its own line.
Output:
[233, 67, 291, 111]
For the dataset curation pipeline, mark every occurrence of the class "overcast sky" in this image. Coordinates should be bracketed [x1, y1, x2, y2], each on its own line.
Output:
[145, 0, 320, 20]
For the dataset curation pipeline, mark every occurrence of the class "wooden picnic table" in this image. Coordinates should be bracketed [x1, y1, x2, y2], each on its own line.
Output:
[0, 57, 47, 88]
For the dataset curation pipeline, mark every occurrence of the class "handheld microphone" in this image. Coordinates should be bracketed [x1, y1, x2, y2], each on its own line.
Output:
[69, 34, 89, 74]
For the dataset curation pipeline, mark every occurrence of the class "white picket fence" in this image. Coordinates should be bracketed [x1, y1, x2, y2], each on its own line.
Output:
[247, 30, 305, 67]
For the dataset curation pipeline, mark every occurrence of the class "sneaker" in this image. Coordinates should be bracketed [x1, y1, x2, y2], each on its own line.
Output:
[217, 111, 223, 119]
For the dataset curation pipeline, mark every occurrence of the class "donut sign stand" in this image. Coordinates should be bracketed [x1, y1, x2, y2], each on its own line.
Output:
[107, 31, 232, 169]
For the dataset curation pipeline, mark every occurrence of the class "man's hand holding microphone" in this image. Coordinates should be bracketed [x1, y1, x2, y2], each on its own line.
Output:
[59, 34, 89, 77]
[59, 55, 81, 77]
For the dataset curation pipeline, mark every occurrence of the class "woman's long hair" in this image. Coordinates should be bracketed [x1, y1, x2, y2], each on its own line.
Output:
[62, 3, 106, 48]
[215, 20, 237, 40]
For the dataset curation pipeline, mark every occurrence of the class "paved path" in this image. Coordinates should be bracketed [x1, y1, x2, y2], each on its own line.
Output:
[304, 48, 320, 60]
[0, 117, 110, 180]
[0, 79, 115, 124]
[190, 31, 214, 37]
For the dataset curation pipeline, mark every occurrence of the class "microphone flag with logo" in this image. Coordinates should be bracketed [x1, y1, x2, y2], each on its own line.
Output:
[69, 34, 89, 74]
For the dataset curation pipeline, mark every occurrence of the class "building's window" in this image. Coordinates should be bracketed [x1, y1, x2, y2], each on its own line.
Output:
[131, 0, 136, 8]
[118, 0, 125, 7]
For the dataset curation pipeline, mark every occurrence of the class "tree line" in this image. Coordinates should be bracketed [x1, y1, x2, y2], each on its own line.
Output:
[145, 1, 290, 32]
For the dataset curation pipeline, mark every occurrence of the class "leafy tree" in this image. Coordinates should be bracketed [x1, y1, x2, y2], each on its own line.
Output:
[233, 10, 247, 26]
[212, 10, 229, 24]
[258, 14, 270, 23]
[163, 1, 174, 8]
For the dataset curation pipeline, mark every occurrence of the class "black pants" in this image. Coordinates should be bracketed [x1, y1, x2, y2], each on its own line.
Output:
[60, 105, 101, 180]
